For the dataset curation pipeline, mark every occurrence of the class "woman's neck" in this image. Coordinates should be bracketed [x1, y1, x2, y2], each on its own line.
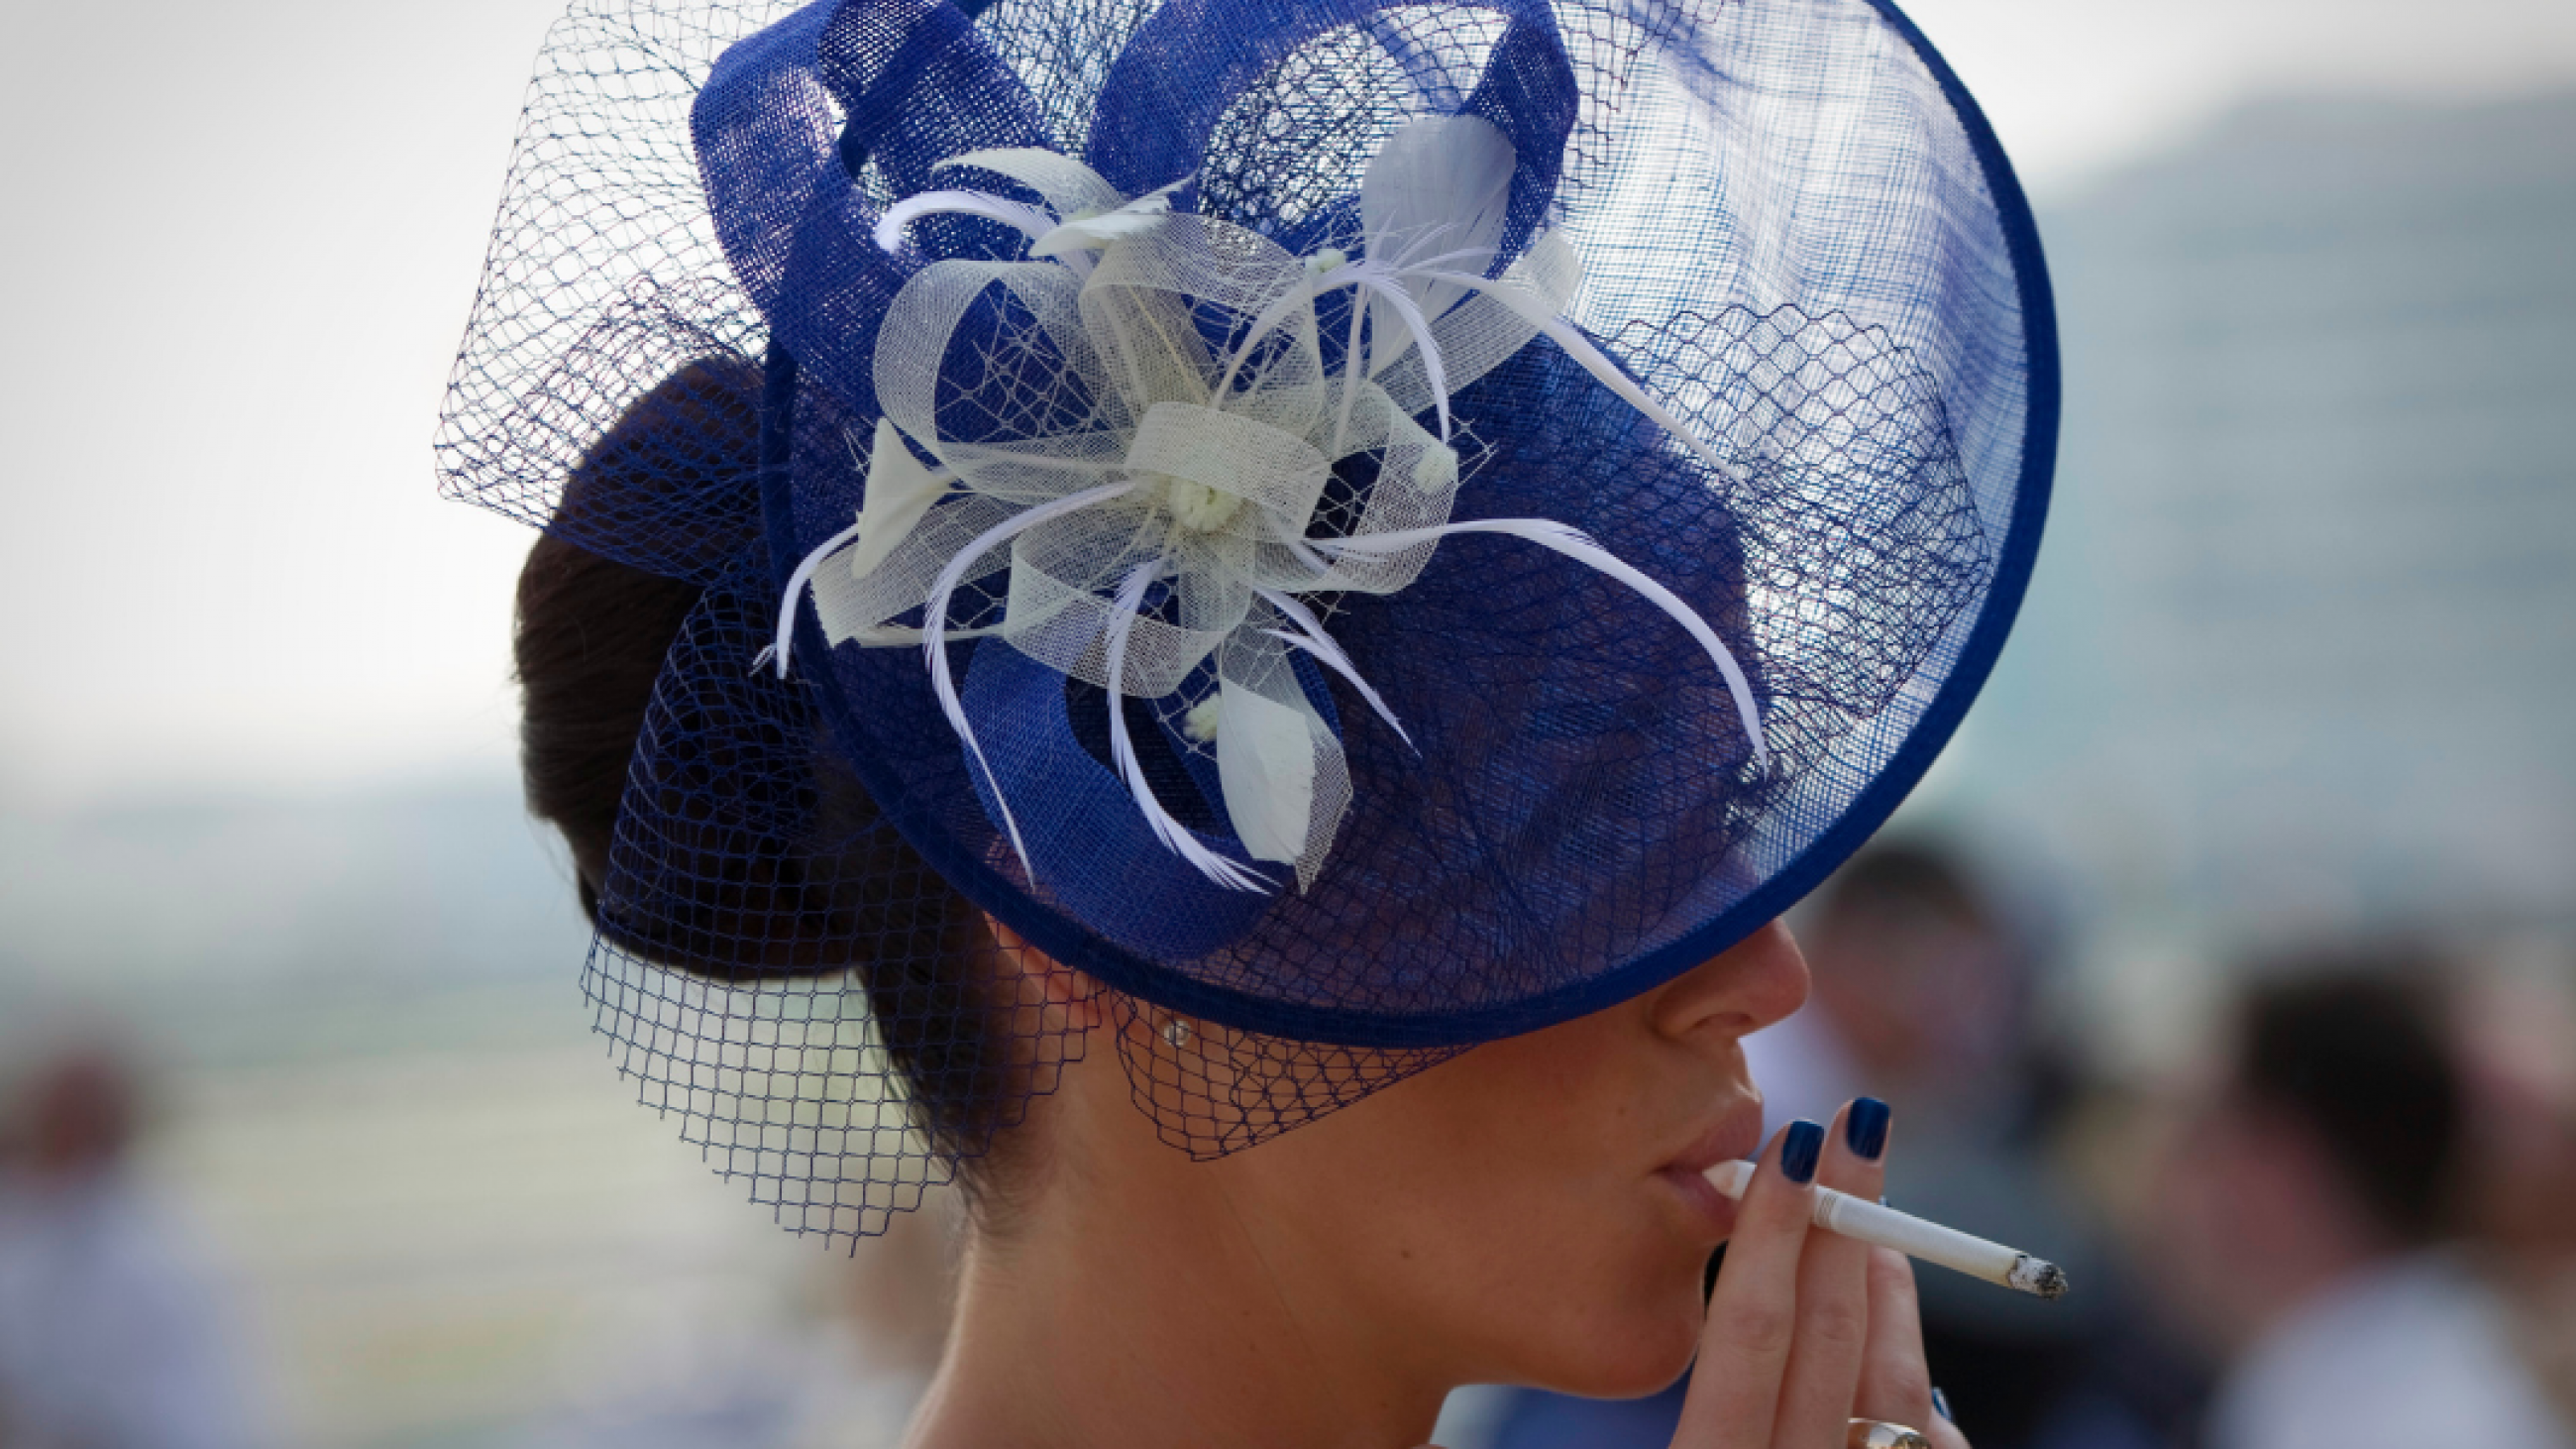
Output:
[905, 1081, 1453, 1449]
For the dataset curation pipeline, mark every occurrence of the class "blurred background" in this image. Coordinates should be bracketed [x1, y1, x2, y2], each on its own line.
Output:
[2, 0, 2571, 1445]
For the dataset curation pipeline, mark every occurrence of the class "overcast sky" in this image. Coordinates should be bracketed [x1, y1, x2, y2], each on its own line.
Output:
[4, 0, 2572, 811]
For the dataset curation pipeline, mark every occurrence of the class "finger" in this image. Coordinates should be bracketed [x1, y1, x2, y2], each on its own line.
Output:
[1771, 1098, 1891, 1448]
[1918, 1379, 1972, 1449]
[1670, 1119, 1823, 1447]
[1855, 1246, 1944, 1438]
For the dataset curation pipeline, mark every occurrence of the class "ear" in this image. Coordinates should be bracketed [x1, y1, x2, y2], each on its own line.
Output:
[983, 914, 1110, 1032]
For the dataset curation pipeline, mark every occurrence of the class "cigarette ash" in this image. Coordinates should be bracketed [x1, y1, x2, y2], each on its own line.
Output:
[2008, 1255, 2070, 1299]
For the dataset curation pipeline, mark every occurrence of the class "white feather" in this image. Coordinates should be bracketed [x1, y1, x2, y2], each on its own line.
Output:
[920, 481, 1138, 880]
[931, 147, 1125, 221]
[1360, 114, 1516, 346]
[1340, 262, 1450, 440]
[874, 189, 1059, 254]
[1411, 267, 1745, 491]
[1252, 587, 1416, 751]
[1027, 179, 1185, 259]
[1317, 518, 1770, 772]
[1105, 562, 1274, 892]
[1215, 276, 1323, 400]
[771, 512, 870, 678]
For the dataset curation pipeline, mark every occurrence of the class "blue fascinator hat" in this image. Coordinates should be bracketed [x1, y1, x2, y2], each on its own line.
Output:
[441, 0, 2053, 1241]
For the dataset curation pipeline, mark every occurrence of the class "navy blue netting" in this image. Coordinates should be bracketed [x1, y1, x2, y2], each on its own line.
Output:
[439, 0, 2052, 1246]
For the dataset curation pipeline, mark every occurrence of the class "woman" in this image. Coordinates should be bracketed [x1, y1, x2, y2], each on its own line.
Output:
[451, 0, 2053, 1443]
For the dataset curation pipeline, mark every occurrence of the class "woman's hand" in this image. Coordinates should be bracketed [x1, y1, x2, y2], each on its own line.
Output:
[1670, 1102, 1969, 1449]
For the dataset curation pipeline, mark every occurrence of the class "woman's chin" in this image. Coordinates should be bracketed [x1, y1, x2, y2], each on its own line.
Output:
[1516, 1290, 1705, 1401]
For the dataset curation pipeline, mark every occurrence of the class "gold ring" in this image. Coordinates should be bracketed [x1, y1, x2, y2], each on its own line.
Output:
[1847, 1420, 1931, 1449]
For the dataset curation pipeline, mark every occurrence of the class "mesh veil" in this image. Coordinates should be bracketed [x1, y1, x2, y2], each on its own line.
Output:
[439, 0, 2053, 1246]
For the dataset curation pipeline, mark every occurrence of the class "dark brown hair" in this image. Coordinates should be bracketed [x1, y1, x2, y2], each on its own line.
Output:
[2235, 958, 2462, 1245]
[512, 359, 1042, 1206]
[515, 357, 763, 916]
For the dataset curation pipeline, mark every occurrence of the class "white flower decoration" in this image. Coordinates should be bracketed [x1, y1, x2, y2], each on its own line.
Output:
[775, 116, 1767, 893]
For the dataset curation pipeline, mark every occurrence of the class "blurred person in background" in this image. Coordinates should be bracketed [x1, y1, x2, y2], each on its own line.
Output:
[2452, 952, 2576, 1430]
[0, 1037, 257, 1449]
[2150, 958, 2573, 1449]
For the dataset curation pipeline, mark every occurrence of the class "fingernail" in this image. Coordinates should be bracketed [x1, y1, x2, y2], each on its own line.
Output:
[1932, 1387, 1955, 1423]
[1847, 1096, 1891, 1161]
[1781, 1120, 1823, 1183]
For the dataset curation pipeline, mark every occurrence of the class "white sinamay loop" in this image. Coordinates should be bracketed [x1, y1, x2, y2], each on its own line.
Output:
[776, 117, 1764, 891]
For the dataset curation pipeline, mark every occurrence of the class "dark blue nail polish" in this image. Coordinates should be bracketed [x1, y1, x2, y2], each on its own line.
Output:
[1781, 1120, 1823, 1183]
[1932, 1387, 1955, 1423]
[1847, 1096, 1891, 1161]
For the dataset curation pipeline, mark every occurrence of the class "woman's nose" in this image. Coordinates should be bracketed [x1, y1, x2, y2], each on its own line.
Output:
[1648, 919, 1811, 1045]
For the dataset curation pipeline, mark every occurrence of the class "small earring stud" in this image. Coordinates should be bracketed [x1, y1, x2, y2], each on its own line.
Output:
[1161, 1015, 1192, 1049]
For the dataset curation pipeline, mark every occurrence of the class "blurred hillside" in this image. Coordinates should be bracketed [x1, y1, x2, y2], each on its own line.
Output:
[0, 784, 587, 1064]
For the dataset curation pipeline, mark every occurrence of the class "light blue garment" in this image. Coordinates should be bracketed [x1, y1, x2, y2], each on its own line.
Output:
[2207, 1253, 2574, 1449]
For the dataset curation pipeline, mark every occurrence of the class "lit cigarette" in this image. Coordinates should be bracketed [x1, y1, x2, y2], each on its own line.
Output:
[1702, 1161, 2069, 1299]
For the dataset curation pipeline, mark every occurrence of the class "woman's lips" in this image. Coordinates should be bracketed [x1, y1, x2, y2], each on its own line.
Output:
[1660, 1163, 1745, 1240]
[1658, 1095, 1767, 1240]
